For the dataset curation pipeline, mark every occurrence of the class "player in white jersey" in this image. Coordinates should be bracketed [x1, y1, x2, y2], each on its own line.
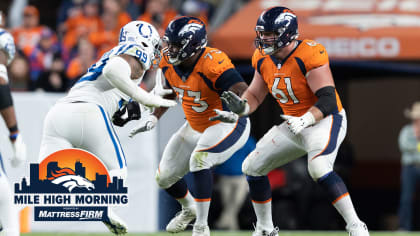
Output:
[0, 13, 27, 236]
[38, 21, 176, 235]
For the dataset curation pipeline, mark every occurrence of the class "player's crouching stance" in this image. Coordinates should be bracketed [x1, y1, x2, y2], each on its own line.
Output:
[216, 7, 369, 236]
[0, 14, 27, 236]
[130, 17, 250, 236]
[38, 21, 176, 235]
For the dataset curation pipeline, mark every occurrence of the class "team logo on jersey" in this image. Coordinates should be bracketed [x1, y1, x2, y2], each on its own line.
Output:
[178, 23, 203, 37]
[14, 149, 128, 221]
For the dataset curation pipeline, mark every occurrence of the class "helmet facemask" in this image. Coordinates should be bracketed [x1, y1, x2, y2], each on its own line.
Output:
[162, 36, 187, 66]
[162, 34, 206, 66]
[150, 38, 162, 68]
[255, 26, 292, 56]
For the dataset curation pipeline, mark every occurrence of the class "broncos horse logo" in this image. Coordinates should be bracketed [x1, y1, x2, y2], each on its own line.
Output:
[178, 23, 203, 37]
[49, 168, 95, 193]
[274, 12, 295, 28]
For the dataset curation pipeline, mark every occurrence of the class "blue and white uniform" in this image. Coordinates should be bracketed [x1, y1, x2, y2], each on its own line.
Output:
[39, 42, 154, 179]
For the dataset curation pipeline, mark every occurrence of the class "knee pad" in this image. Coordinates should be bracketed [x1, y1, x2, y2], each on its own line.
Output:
[189, 151, 211, 172]
[308, 157, 333, 181]
[155, 169, 176, 189]
[242, 154, 261, 176]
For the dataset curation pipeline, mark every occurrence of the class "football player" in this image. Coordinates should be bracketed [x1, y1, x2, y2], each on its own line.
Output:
[130, 17, 250, 236]
[214, 6, 370, 236]
[38, 21, 176, 235]
[0, 13, 27, 236]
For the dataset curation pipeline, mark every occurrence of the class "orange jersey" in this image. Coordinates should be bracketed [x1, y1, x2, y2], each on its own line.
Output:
[252, 39, 342, 116]
[160, 47, 243, 133]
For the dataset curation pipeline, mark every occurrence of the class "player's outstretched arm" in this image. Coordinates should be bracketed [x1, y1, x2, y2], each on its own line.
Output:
[129, 91, 176, 137]
[211, 71, 268, 123]
[221, 70, 268, 116]
[151, 68, 174, 97]
[103, 55, 176, 108]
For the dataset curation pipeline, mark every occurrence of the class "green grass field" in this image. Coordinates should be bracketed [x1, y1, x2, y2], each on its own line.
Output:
[21, 231, 420, 236]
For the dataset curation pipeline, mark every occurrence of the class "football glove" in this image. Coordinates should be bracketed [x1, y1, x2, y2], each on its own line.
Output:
[281, 112, 316, 135]
[10, 134, 27, 167]
[112, 100, 141, 127]
[209, 109, 238, 123]
[129, 115, 158, 138]
[220, 91, 249, 116]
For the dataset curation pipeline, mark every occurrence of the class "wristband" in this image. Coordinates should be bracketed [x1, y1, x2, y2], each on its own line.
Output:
[9, 132, 18, 141]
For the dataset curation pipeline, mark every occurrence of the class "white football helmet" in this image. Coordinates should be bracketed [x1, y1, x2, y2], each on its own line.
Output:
[119, 21, 161, 69]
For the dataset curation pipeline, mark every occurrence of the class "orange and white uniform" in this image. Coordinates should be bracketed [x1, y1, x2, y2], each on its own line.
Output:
[251, 39, 342, 116]
[243, 39, 348, 181]
[156, 47, 251, 188]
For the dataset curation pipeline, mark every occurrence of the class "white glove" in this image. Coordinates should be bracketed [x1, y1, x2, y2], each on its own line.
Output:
[10, 134, 27, 167]
[281, 112, 316, 135]
[209, 109, 238, 123]
[129, 115, 158, 138]
[152, 68, 173, 97]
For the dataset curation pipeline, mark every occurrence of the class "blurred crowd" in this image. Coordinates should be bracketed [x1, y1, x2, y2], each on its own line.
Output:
[1, 0, 233, 92]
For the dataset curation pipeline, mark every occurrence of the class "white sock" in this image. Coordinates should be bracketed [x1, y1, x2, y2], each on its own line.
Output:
[252, 200, 274, 231]
[333, 194, 361, 224]
[177, 191, 195, 209]
[194, 200, 210, 226]
[0, 174, 19, 236]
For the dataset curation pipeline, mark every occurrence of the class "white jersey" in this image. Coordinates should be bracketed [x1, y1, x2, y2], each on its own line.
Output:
[0, 28, 16, 65]
[59, 42, 152, 115]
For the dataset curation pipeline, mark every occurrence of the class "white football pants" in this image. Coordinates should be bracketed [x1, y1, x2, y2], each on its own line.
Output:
[0, 156, 19, 236]
[156, 117, 250, 189]
[38, 102, 127, 179]
[243, 109, 347, 180]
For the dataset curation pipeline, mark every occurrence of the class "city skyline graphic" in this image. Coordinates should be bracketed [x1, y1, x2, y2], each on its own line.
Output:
[15, 161, 127, 194]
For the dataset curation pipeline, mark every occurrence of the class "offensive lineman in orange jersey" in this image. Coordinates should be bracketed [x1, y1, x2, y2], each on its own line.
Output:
[129, 16, 250, 236]
[214, 6, 370, 236]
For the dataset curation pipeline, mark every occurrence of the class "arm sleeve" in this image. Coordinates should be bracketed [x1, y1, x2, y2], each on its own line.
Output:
[314, 86, 338, 116]
[215, 68, 244, 91]
[102, 56, 153, 105]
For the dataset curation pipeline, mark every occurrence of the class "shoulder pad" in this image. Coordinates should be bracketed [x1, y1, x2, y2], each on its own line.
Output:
[116, 43, 153, 70]
[201, 48, 234, 79]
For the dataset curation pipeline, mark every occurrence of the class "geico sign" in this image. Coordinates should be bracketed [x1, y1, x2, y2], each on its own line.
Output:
[315, 37, 400, 58]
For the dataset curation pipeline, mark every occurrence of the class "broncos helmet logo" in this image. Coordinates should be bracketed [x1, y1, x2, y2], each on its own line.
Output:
[274, 12, 295, 28]
[178, 23, 203, 37]
[49, 168, 95, 193]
